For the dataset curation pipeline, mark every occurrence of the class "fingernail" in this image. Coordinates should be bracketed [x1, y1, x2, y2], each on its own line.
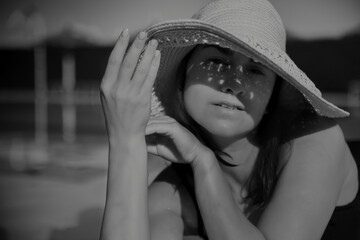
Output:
[138, 31, 147, 40]
[121, 28, 129, 37]
[150, 39, 158, 47]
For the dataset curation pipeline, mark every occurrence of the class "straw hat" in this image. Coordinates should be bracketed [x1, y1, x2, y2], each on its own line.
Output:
[145, 0, 349, 118]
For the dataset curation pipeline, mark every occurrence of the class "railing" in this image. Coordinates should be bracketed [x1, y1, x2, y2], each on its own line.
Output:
[1, 86, 359, 141]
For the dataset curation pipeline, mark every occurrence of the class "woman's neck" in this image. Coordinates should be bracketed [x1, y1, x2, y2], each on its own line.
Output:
[215, 136, 260, 213]
[222, 139, 259, 180]
[201, 130, 261, 213]
[208, 130, 259, 165]
[205, 131, 260, 184]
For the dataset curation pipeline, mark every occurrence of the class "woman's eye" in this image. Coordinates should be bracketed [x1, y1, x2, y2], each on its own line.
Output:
[245, 66, 265, 76]
[208, 58, 225, 64]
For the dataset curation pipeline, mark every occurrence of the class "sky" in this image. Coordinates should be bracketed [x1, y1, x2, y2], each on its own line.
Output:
[0, 0, 360, 46]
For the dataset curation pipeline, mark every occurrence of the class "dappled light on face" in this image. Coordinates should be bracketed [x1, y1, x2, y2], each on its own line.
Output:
[249, 92, 254, 100]
[236, 65, 244, 73]
[187, 60, 246, 92]
[186, 56, 275, 104]
[244, 81, 272, 102]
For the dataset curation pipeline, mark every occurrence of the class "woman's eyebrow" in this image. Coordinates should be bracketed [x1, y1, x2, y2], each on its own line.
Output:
[249, 58, 266, 67]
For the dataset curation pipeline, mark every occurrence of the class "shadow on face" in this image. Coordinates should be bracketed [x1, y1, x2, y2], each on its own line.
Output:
[182, 45, 277, 133]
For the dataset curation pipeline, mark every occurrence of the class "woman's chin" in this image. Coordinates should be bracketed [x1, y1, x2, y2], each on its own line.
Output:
[203, 123, 254, 141]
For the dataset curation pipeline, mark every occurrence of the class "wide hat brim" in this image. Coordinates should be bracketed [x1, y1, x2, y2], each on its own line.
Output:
[145, 19, 349, 118]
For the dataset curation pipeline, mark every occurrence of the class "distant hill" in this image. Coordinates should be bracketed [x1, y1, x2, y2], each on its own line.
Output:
[287, 32, 360, 92]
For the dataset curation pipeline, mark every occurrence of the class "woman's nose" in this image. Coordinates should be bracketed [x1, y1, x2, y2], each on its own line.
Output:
[220, 77, 245, 96]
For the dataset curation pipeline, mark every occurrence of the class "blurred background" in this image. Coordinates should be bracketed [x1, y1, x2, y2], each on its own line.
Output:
[0, 0, 359, 239]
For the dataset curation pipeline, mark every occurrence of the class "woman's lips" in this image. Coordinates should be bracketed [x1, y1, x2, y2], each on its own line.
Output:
[213, 101, 244, 111]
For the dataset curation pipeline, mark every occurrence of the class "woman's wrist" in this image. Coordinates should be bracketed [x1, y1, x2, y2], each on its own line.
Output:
[107, 132, 147, 169]
[108, 130, 145, 144]
[191, 147, 218, 176]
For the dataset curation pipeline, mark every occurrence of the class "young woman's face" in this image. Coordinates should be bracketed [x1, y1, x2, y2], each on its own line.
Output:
[183, 45, 277, 139]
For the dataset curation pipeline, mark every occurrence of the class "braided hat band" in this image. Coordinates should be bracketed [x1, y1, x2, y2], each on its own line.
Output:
[145, 0, 349, 118]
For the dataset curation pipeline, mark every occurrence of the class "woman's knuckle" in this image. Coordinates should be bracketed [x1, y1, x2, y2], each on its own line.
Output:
[121, 59, 133, 69]
[136, 66, 148, 75]
[100, 80, 109, 89]
[108, 56, 119, 68]
[100, 83, 106, 93]
[133, 40, 143, 50]
[100, 84, 111, 96]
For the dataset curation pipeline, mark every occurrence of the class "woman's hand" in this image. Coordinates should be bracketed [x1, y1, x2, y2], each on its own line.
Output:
[146, 115, 212, 165]
[100, 29, 160, 141]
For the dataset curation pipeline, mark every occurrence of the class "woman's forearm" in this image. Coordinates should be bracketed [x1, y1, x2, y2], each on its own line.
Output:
[192, 153, 265, 240]
[101, 135, 150, 240]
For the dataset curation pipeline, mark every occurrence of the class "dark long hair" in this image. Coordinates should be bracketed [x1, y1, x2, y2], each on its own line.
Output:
[163, 47, 291, 209]
[243, 76, 288, 208]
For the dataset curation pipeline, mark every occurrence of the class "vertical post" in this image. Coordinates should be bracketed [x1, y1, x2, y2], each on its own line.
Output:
[24, 6, 49, 171]
[62, 50, 76, 142]
[34, 46, 48, 145]
[31, 44, 49, 170]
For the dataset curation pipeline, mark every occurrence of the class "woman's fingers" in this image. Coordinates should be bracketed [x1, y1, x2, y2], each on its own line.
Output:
[145, 116, 202, 164]
[101, 28, 130, 87]
[101, 28, 160, 96]
[145, 116, 182, 137]
[145, 122, 173, 136]
[141, 49, 161, 94]
[145, 128, 182, 163]
[131, 39, 158, 91]
[146, 144, 178, 163]
[117, 31, 147, 86]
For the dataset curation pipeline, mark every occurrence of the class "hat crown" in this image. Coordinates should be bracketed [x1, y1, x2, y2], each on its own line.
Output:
[192, 0, 286, 50]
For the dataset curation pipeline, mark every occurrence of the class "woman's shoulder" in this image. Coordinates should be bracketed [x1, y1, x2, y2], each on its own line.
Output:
[282, 112, 349, 160]
[261, 120, 357, 239]
[290, 121, 348, 167]
[278, 110, 353, 178]
[281, 117, 358, 208]
[280, 109, 357, 187]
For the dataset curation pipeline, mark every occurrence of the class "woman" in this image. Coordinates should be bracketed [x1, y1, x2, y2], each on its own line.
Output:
[100, 0, 359, 239]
